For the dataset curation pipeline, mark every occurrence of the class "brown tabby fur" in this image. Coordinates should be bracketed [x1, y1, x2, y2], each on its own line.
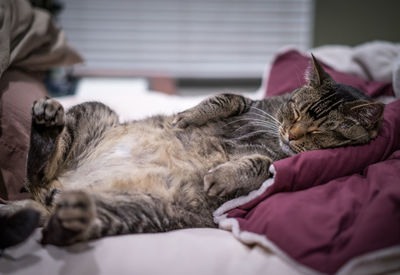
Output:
[3, 56, 384, 246]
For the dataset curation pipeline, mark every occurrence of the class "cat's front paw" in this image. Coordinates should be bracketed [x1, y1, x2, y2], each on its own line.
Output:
[204, 164, 238, 197]
[32, 98, 65, 127]
[41, 190, 96, 246]
[172, 113, 190, 128]
[172, 110, 206, 128]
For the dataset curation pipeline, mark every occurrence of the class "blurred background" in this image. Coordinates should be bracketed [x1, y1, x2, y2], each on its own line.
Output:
[30, 0, 400, 96]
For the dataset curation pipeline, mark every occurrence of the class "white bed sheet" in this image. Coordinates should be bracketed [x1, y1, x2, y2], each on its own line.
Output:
[0, 228, 299, 275]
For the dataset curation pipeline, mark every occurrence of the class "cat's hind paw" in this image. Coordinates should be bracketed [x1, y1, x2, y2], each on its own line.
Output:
[41, 190, 96, 246]
[32, 98, 65, 127]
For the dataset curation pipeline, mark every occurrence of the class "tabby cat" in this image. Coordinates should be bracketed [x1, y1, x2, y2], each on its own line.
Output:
[5, 55, 384, 246]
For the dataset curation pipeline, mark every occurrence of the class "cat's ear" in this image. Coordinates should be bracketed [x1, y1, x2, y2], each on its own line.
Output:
[345, 101, 385, 129]
[307, 54, 334, 87]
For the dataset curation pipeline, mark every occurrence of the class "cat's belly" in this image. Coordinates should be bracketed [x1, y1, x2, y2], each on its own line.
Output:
[58, 123, 226, 196]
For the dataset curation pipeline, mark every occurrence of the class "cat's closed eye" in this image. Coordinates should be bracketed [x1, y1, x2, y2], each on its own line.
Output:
[287, 101, 300, 122]
[292, 108, 300, 122]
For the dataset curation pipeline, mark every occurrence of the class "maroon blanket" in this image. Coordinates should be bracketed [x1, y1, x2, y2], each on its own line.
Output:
[215, 50, 400, 274]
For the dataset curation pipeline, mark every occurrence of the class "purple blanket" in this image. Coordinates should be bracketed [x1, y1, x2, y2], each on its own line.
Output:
[215, 50, 400, 274]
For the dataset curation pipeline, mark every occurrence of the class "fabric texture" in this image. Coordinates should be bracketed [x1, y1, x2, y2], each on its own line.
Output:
[310, 41, 400, 84]
[0, 0, 82, 202]
[0, 0, 83, 78]
[0, 70, 47, 202]
[0, 228, 300, 275]
[265, 49, 394, 98]
[216, 49, 400, 274]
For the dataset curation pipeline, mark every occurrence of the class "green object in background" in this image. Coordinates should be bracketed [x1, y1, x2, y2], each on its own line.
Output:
[313, 0, 400, 47]
[45, 68, 79, 97]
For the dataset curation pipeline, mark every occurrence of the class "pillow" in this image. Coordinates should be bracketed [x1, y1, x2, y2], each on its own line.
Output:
[265, 49, 394, 98]
[0, 70, 47, 202]
[0, 0, 83, 78]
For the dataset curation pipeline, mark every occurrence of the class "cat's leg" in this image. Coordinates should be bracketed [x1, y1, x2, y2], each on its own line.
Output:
[173, 93, 253, 128]
[204, 154, 272, 198]
[0, 198, 49, 225]
[0, 208, 41, 249]
[27, 97, 66, 187]
[27, 98, 119, 191]
[41, 189, 212, 246]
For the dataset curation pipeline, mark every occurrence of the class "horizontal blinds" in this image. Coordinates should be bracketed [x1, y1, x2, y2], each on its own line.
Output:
[58, 0, 314, 78]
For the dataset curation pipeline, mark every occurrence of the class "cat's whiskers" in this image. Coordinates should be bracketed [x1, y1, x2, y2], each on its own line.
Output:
[234, 129, 278, 140]
[250, 106, 282, 125]
[249, 119, 279, 130]
[224, 118, 279, 129]
[247, 112, 280, 125]
[233, 121, 279, 134]
[249, 122, 279, 131]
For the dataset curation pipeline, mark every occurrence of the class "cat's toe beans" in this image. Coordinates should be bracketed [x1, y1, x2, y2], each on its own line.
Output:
[45, 100, 65, 126]
[42, 190, 96, 245]
[32, 98, 46, 123]
[57, 206, 93, 231]
[32, 98, 65, 126]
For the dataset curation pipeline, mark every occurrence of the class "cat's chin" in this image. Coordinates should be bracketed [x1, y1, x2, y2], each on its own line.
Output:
[279, 139, 296, 156]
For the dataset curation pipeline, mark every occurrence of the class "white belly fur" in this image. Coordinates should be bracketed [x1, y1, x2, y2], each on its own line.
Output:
[58, 123, 208, 195]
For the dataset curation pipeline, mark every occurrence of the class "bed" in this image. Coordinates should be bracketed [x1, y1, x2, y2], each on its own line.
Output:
[1, 1, 400, 274]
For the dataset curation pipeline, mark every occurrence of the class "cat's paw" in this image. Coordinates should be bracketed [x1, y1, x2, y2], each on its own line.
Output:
[172, 113, 189, 128]
[41, 190, 96, 246]
[203, 164, 238, 197]
[32, 98, 65, 127]
[172, 110, 206, 128]
[0, 209, 40, 249]
[172, 112, 193, 128]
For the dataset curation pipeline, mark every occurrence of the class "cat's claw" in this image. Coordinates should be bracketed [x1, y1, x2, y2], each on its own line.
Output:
[204, 165, 237, 197]
[32, 98, 65, 127]
[172, 110, 208, 128]
[172, 114, 190, 128]
[41, 190, 96, 246]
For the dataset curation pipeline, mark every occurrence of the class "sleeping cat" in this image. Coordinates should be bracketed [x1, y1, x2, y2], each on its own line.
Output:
[4, 55, 384, 247]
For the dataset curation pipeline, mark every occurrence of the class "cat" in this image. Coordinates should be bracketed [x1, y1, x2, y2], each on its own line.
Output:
[1, 55, 384, 247]
[0, 208, 40, 250]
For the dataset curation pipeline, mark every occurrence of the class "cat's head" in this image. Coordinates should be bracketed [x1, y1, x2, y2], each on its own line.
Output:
[277, 54, 384, 155]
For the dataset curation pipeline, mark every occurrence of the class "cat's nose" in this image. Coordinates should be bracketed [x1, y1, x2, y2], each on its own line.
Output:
[288, 125, 305, 141]
[288, 131, 297, 141]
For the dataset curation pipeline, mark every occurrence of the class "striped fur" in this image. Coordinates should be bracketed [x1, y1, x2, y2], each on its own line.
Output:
[13, 56, 384, 246]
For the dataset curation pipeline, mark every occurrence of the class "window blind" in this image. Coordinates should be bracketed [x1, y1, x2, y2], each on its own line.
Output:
[58, 0, 314, 78]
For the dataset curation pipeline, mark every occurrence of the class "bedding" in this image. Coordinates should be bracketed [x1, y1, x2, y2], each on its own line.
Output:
[0, 70, 47, 202]
[1, 42, 399, 275]
[0, 228, 301, 275]
[311, 41, 400, 91]
[0, 0, 82, 202]
[0, 0, 82, 78]
[214, 49, 400, 274]
[265, 49, 395, 98]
